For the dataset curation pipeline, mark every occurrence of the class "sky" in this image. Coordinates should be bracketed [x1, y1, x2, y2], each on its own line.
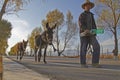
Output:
[2, 0, 120, 53]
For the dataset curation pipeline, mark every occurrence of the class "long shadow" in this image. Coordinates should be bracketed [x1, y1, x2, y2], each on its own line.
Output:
[6, 56, 120, 70]
[5, 56, 120, 80]
[101, 64, 120, 70]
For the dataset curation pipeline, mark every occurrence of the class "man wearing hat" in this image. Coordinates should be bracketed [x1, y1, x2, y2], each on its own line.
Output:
[78, 0, 101, 68]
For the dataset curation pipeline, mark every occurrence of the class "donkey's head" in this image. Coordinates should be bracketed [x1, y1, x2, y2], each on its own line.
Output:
[45, 23, 56, 45]
[22, 40, 28, 51]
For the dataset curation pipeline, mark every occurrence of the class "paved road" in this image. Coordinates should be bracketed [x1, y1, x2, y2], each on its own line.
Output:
[8, 56, 120, 80]
[3, 57, 49, 80]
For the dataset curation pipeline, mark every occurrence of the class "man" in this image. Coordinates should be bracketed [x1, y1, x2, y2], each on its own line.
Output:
[78, 0, 101, 68]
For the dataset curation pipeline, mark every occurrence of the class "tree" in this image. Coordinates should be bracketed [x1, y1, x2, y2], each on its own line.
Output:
[76, 44, 80, 56]
[56, 11, 78, 56]
[0, 19, 12, 80]
[0, 40, 8, 54]
[9, 43, 18, 55]
[0, 0, 31, 20]
[95, 0, 120, 59]
[0, 19, 12, 54]
[43, 10, 78, 56]
[42, 9, 64, 30]
[28, 27, 42, 50]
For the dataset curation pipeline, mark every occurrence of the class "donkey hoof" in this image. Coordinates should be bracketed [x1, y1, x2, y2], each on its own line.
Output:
[44, 61, 47, 64]
[54, 49, 57, 52]
[38, 60, 41, 62]
[20, 58, 22, 60]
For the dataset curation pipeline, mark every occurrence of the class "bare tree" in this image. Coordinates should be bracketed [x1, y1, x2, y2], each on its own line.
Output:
[55, 11, 78, 56]
[95, 0, 120, 59]
[0, 0, 31, 20]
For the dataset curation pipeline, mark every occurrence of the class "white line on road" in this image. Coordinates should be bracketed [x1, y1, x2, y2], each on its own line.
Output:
[99, 68, 120, 72]
[49, 62, 80, 67]
[49, 63, 120, 72]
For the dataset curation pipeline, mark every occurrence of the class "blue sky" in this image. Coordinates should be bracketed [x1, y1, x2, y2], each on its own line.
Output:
[2, 0, 120, 53]
[17, 0, 87, 27]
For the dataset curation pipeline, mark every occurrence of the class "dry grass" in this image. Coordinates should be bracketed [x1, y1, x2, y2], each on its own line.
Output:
[61, 54, 116, 59]
[118, 54, 120, 59]
[87, 54, 120, 59]
[40, 53, 120, 60]
[100, 54, 114, 59]
[66, 54, 120, 59]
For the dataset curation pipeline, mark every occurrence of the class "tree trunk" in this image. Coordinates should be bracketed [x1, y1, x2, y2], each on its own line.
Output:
[58, 50, 63, 56]
[0, 0, 9, 21]
[0, 55, 3, 80]
[56, 26, 68, 56]
[113, 28, 118, 60]
[57, 41, 67, 56]
[56, 27, 60, 56]
[58, 52, 61, 56]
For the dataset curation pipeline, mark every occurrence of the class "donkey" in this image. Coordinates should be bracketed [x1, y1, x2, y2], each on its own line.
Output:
[17, 40, 28, 60]
[34, 23, 56, 63]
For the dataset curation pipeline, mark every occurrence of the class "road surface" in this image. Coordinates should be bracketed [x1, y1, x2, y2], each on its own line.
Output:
[8, 56, 120, 80]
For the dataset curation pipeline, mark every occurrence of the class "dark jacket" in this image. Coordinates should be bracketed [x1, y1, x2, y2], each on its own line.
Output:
[78, 11, 97, 33]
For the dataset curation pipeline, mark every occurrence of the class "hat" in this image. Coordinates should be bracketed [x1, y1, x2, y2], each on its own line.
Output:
[82, 0, 95, 9]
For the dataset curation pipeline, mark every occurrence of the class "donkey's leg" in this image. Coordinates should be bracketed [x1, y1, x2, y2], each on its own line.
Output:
[52, 44, 56, 52]
[34, 47, 38, 62]
[20, 51, 24, 60]
[20, 51, 22, 60]
[38, 48, 42, 62]
[44, 46, 47, 64]
[17, 51, 19, 60]
[19, 51, 21, 60]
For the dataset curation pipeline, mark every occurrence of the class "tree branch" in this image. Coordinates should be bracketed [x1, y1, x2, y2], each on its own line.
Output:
[116, 14, 120, 26]
[97, 13, 114, 33]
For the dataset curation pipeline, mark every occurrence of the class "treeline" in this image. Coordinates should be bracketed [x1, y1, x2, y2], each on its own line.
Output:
[28, 9, 78, 56]
[0, 20, 12, 55]
[0, 0, 31, 54]
[1, 0, 119, 58]
[9, 9, 78, 56]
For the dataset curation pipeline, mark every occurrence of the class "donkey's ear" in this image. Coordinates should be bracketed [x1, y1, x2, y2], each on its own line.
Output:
[23, 39, 25, 42]
[26, 40, 28, 43]
[51, 24, 57, 30]
[46, 23, 50, 30]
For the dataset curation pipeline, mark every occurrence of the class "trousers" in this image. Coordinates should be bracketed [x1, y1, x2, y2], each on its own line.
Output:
[80, 36, 100, 64]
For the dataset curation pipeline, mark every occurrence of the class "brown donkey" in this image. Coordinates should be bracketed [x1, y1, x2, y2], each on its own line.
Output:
[17, 40, 28, 60]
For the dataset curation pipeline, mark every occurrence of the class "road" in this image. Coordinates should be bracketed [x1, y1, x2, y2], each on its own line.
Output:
[8, 56, 120, 80]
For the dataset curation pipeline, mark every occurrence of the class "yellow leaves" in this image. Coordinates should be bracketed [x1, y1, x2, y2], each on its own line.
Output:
[98, 9, 115, 27]
[99, 0, 105, 2]
[0, 20, 12, 39]
[96, 0, 120, 9]
[47, 9, 64, 24]
[10, 43, 18, 55]
[13, 0, 30, 11]
[98, 0, 107, 3]
[0, 39, 7, 54]
[66, 10, 73, 23]
[0, 20, 12, 54]
[95, 0, 120, 27]
[98, 0, 108, 3]
[2, 0, 31, 13]
[42, 9, 64, 30]
[28, 27, 42, 49]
